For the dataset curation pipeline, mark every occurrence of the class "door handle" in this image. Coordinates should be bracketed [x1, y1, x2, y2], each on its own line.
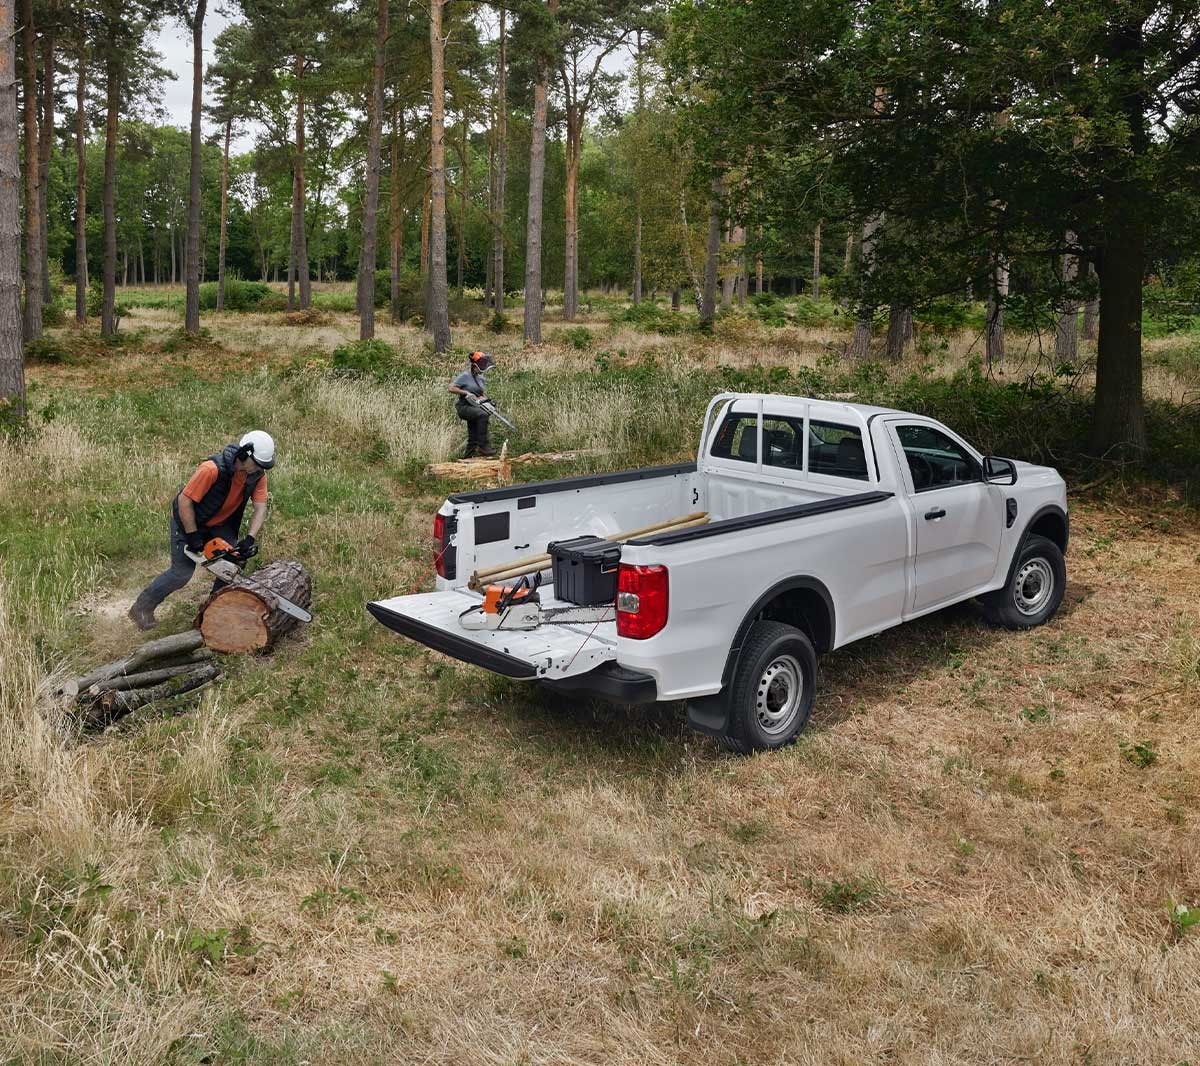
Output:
[924, 508, 946, 521]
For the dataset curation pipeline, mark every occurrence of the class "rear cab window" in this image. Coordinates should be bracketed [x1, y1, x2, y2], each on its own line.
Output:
[709, 405, 874, 483]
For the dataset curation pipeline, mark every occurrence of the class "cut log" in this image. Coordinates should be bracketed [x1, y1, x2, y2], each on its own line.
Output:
[66, 630, 207, 697]
[85, 663, 223, 729]
[87, 655, 215, 696]
[195, 559, 312, 653]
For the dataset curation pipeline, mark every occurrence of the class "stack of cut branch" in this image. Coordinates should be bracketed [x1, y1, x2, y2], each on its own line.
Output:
[60, 631, 222, 730]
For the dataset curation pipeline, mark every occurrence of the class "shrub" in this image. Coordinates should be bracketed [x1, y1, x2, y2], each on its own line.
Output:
[487, 311, 509, 334]
[372, 268, 424, 320]
[23, 336, 72, 364]
[86, 280, 130, 328]
[198, 278, 272, 311]
[331, 338, 401, 374]
[749, 292, 789, 327]
[617, 301, 688, 335]
[562, 325, 593, 350]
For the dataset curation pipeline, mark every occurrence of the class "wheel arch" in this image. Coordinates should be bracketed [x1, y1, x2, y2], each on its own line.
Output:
[719, 576, 835, 690]
[999, 504, 1069, 590]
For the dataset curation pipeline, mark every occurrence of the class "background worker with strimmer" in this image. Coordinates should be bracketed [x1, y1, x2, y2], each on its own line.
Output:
[129, 431, 276, 630]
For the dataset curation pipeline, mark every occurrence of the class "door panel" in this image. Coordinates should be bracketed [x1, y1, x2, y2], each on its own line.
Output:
[888, 422, 1005, 609]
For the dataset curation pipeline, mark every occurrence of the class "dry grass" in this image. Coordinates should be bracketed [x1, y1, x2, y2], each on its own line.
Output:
[4, 310, 1199, 1064]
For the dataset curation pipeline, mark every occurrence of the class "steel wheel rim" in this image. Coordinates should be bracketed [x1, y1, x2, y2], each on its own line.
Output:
[755, 654, 804, 736]
[1014, 558, 1054, 616]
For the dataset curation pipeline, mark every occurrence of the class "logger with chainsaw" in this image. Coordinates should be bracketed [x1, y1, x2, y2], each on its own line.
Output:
[449, 350, 514, 458]
[128, 431, 275, 630]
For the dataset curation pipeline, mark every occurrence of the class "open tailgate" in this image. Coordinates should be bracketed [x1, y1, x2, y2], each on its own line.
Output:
[367, 588, 618, 681]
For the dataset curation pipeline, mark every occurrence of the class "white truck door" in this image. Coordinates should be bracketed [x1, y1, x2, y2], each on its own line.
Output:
[887, 421, 1005, 611]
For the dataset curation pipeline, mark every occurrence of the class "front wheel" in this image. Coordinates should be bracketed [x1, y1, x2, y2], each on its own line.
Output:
[982, 533, 1066, 630]
[718, 621, 817, 754]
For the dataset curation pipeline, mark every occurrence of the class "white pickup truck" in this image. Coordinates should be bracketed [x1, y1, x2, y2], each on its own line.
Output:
[369, 393, 1068, 752]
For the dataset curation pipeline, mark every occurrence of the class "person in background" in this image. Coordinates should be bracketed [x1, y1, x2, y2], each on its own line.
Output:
[128, 431, 275, 630]
[449, 351, 497, 458]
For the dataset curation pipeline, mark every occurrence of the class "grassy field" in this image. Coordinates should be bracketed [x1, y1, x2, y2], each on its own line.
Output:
[2, 290, 1199, 1064]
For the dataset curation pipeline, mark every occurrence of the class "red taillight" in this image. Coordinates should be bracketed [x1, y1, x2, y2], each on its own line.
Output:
[616, 564, 668, 639]
[433, 513, 448, 577]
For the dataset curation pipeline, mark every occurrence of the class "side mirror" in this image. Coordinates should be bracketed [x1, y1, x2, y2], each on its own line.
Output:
[983, 455, 1017, 485]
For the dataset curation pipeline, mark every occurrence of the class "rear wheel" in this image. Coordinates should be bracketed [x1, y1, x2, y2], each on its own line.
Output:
[982, 534, 1066, 630]
[719, 621, 816, 754]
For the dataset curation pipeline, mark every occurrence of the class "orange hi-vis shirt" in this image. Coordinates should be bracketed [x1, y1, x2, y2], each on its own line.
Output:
[181, 461, 269, 527]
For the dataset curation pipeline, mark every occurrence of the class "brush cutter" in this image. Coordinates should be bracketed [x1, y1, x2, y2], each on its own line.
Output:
[462, 391, 516, 431]
[458, 573, 613, 631]
[185, 537, 313, 623]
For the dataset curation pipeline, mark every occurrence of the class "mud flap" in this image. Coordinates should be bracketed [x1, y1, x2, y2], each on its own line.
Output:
[685, 691, 731, 737]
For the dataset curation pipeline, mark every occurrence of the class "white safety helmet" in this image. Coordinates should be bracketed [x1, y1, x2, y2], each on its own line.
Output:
[239, 430, 276, 469]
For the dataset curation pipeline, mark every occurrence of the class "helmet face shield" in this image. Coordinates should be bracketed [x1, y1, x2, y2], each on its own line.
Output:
[470, 351, 495, 374]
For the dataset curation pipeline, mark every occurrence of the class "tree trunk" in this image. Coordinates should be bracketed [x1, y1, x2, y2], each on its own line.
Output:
[0, 0, 23, 420]
[426, 0, 451, 352]
[100, 60, 118, 336]
[848, 213, 880, 361]
[20, 0, 41, 340]
[523, 2, 554, 345]
[986, 256, 1008, 367]
[216, 118, 231, 311]
[631, 27, 644, 306]
[699, 169, 721, 330]
[755, 223, 763, 295]
[720, 223, 733, 308]
[455, 110, 467, 301]
[1090, 222, 1146, 456]
[843, 232, 854, 273]
[562, 108, 580, 321]
[678, 184, 702, 313]
[196, 560, 313, 653]
[1055, 234, 1080, 363]
[74, 41, 87, 324]
[290, 59, 311, 310]
[811, 219, 821, 299]
[184, 0, 206, 334]
[357, 0, 387, 340]
[37, 8, 54, 307]
[492, 6, 507, 314]
[1081, 261, 1098, 340]
[885, 304, 912, 360]
[389, 103, 403, 322]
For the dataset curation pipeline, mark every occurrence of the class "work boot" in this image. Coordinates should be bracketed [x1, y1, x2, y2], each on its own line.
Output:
[478, 444, 497, 457]
[128, 600, 157, 631]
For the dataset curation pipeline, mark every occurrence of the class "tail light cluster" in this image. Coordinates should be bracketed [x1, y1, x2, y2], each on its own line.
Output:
[616, 564, 668, 639]
[433, 513, 457, 579]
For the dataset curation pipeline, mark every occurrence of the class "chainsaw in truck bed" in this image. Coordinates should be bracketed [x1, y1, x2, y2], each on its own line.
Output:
[368, 392, 1069, 753]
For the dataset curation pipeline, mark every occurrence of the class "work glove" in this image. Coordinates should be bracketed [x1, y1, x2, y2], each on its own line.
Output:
[185, 529, 206, 554]
[236, 535, 258, 560]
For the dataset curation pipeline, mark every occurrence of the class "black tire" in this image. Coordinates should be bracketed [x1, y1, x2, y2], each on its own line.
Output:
[718, 621, 817, 754]
[982, 533, 1066, 630]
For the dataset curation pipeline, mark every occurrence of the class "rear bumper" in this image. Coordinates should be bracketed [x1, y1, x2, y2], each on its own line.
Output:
[367, 601, 537, 679]
[366, 600, 658, 702]
[541, 663, 659, 705]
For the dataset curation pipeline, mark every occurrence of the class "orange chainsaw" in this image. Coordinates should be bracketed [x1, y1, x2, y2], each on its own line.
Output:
[185, 537, 313, 623]
[457, 573, 612, 631]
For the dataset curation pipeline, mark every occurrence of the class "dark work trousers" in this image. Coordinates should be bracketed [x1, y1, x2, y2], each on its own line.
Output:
[456, 401, 490, 455]
[133, 515, 238, 613]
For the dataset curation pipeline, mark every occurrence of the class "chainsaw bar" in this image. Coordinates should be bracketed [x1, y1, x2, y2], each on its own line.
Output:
[457, 601, 612, 632]
[185, 550, 314, 624]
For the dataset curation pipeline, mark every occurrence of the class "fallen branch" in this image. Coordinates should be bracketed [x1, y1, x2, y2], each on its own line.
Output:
[85, 663, 223, 730]
[64, 630, 207, 699]
[87, 655, 215, 696]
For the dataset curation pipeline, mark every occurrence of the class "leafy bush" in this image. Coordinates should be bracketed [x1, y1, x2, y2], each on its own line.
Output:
[617, 301, 688, 335]
[789, 297, 853, 329]
[86, 280, 130, 327]
[198, 278, 272, 311]
[487, 311, 509, 334]
[748, 292, 789, 327]
[331, 338, 401, 374]
[372, 268, 424, 320]
[562, 325, 593, 350]
[23, 336, 72, 364]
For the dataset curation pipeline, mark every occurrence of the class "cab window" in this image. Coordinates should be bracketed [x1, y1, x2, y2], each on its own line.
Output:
[710, 412, 758, 464]
[808, 421, 870, 481]
[895, 424, 980, 491]
[761, 417, 803, 470]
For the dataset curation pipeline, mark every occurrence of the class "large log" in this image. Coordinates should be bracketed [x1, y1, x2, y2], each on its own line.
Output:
[64, 630, 207, 698]
[85, 663, 223, 729]
[195, 559, 312, 653]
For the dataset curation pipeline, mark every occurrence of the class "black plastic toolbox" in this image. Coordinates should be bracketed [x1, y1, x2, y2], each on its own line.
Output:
[548, 535, 621, 606]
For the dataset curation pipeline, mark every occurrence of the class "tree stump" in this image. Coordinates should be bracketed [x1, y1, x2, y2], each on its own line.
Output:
[195, 559, 312, 653]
